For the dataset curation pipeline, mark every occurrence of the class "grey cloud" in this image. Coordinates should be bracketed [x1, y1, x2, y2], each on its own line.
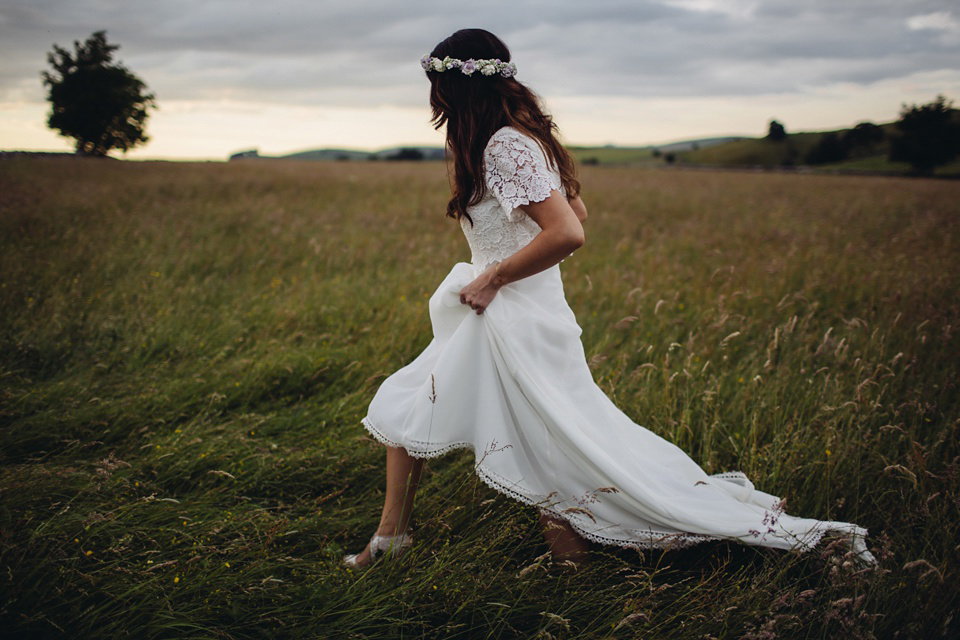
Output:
[1, 0, 957, 108]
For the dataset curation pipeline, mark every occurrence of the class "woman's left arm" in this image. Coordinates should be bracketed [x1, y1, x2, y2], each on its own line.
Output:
[459, 190, 584, 314]
[568, 195, 588, 223]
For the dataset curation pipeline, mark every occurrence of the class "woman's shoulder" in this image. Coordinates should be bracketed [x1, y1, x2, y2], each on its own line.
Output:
[486, 126, 532, 150]
[484, 126, 546, 163]
[481, 125, 561, 213]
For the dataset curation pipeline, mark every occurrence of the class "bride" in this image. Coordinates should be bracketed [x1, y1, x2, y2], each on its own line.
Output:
[344, 28, 875, 568]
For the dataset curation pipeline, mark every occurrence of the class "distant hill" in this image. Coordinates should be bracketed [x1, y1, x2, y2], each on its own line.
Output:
[227, 123, 960, 176]
[230, 146, 447, 162]
[283, 148, 372, 161]
[567, 137, 742, 166]
[653, 136, 744, 153]
[231, 137, 739, 165]
[674, 117, 960, 176]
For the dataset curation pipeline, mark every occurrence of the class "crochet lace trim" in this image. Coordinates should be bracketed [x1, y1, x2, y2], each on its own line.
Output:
[359, 417, 863, 553]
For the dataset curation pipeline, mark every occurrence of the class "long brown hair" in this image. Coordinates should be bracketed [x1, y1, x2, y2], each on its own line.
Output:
[427, 29, 580, 224]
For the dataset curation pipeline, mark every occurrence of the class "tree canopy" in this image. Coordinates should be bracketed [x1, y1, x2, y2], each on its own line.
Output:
[843, 121, 885, 150]
[42, 31, 156, 157]
[766, 120, 787, 141]
[889, 95, 960, 175]
[804, 121, 886, 166]
[805, 132, 848, 165]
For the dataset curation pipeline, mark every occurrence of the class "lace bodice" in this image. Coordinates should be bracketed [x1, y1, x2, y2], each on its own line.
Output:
[461, 127, 563, 271]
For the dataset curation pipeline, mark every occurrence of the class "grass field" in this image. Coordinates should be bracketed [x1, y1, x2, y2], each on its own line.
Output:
[1, 157, 958, 639]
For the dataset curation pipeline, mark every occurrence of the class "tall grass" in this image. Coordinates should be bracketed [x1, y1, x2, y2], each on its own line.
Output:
[1, 157, 957, 638]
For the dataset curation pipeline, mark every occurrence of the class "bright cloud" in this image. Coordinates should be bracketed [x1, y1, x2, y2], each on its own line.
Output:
[907, 11, 960, 32]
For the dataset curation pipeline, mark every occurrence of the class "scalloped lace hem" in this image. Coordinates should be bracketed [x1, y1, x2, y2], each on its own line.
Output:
[359, 417, 867, 554]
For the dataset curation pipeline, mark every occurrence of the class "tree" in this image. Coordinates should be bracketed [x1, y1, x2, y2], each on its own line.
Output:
[889, 95, 960, 175]
[843, 121, 884, 151]
[767, 120, 787, 141]
[805, 132, 848, 165]
[42, 31, 156, 157]
[386, 148, 425, 161]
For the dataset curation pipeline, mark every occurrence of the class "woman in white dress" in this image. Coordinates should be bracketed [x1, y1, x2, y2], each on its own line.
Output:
[344, 29, 875, 568]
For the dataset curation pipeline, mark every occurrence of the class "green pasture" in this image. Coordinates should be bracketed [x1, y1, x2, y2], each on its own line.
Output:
[1, 158, 957, 638]
[675, 133, 960, 175]
[569, 147, 657, 166]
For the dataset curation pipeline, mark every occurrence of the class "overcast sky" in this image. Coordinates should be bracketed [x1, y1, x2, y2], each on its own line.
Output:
[1, 0, 958, 159]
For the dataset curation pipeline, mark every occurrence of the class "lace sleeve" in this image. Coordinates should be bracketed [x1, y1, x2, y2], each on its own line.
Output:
[484, 129, 560, 221]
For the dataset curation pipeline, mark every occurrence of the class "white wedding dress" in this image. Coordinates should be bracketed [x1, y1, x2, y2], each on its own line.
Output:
[362, 126, 874, 561]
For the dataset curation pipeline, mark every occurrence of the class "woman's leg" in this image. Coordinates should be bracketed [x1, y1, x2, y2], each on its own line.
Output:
[349, 446, 423, 566]
[539, 512, 591, 563]
[376, 445, 424, 536]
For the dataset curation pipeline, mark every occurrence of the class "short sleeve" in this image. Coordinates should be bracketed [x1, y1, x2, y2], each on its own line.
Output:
[484, 129, 560, 221]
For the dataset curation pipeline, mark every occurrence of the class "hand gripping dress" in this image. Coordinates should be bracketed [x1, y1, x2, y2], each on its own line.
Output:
[362, 126, 874, 562]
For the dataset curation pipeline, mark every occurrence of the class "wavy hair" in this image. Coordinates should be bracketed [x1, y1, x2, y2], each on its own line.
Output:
[427, 29, 580, 224]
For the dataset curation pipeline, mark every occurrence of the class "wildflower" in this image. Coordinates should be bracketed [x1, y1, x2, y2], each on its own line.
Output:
[826, 449, 832, 456]
[225, 562, 230, 568]
[174, 576, 180, 583]
[85, 550, 92, 556]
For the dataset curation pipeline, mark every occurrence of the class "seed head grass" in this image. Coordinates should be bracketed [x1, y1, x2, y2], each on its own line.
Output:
[1, 158, 957, 638]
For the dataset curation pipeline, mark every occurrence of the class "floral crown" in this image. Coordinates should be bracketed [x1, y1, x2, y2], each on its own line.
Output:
[420, 55, 517, 78]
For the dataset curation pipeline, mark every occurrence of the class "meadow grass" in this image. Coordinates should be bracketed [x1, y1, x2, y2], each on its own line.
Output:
[1, 157, 958, 639]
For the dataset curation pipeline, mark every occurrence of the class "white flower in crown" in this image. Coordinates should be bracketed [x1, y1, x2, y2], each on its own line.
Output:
[421, 55, 517, 78]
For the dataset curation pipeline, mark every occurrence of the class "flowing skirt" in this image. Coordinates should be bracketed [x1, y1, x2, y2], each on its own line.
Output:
[363, 262, 872, 556]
